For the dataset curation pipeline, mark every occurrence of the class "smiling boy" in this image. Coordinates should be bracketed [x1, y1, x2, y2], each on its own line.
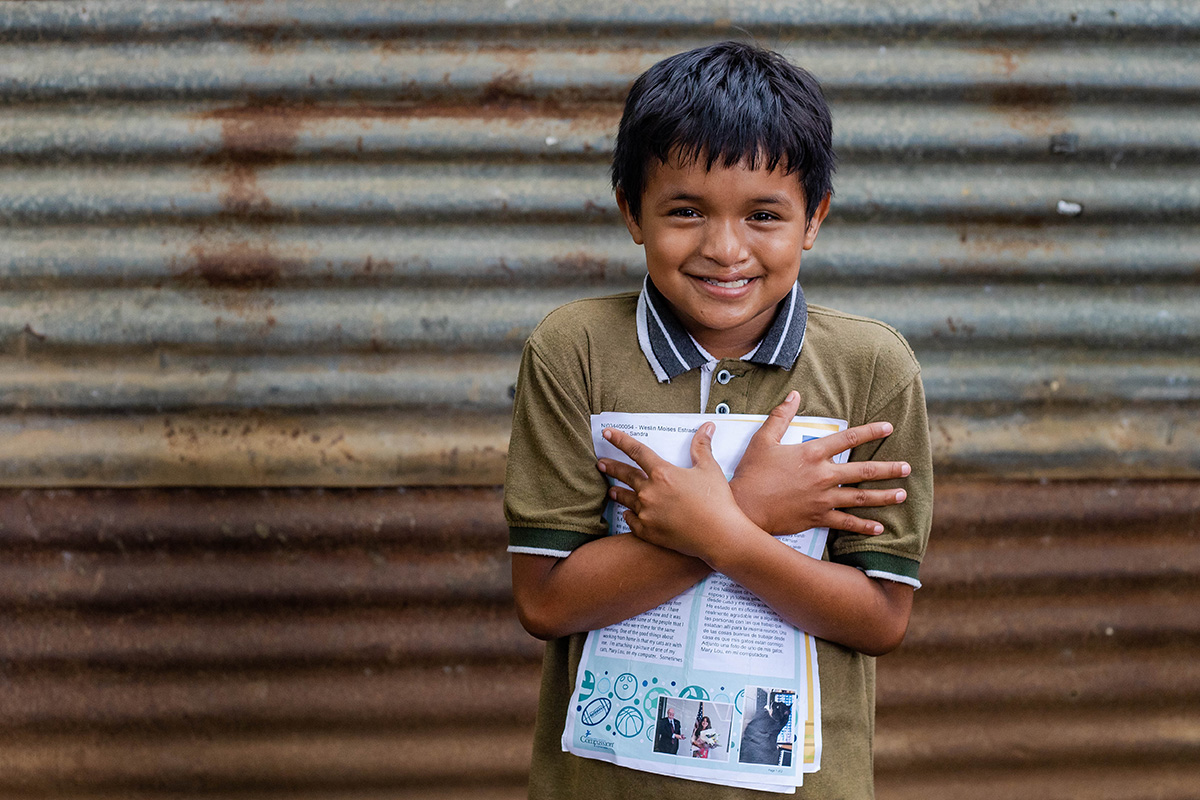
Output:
[505, 42, 933, 798]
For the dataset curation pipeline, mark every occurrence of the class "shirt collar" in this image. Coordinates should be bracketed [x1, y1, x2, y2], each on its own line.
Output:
[635, 275, 808, 382]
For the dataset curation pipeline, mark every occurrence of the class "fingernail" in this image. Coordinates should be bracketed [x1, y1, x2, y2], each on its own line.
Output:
[786, 390, 799, 403]
[901, 463, 911, 476]
[872, 523, 883, 535]
[609, 487, 618, 500]
[704, 422, 715, 435]
[597, 461, 607, 473]
[881, 422, 893, 434]
[602, 429, 612, 440]
[895, 489, 906, 502]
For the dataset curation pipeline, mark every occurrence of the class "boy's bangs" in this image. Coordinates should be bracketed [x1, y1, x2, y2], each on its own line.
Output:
[612, 41, 834, 222]
[664, 132, 797, 181]
[647, 80, 806, 178]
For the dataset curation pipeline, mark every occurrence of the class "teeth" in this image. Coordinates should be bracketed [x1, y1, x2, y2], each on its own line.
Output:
[703, 278, 750, 288]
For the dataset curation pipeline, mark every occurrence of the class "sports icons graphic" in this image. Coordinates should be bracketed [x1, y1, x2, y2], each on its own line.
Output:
[614, 706, 644, 738]
[580, 697, 613, 726]
[613, 672, 638, 700]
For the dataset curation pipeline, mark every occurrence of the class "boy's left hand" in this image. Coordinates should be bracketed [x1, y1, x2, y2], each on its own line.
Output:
[597, 423, 760, 563]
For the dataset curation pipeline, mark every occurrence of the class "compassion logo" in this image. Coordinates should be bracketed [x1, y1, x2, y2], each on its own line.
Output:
[579, 732, 615, 752]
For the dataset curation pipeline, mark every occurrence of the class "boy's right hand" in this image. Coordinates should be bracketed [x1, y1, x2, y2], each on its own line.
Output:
[728, 391, 910, 537]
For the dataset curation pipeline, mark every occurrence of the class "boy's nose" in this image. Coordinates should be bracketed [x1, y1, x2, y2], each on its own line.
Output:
[700, 219, 749, 267]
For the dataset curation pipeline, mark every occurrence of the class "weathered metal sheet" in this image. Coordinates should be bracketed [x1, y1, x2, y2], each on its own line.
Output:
[2, 41, 1198, 102]
[4, 104, 1199, 163]
[1, 408, 1198, 486]
[0, 412, 511, 486]
[0, 482, 1196, 798]
[0, 3, 1197, 483]
[0, 60, 1195, 484]
[6, 285, 1200, 352]
[4, 222, 1196, 286]
[2, 1, 1198, 35]
[2, 3, 1198, 799]
[3, 164, 1199, 224]
[4, 351, 1198, 412]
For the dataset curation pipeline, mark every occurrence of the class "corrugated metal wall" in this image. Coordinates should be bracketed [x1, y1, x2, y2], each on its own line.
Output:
[1, 2, 1197, 797]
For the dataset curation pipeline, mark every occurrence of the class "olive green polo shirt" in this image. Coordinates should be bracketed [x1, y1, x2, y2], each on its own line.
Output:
[505, 290, 933, 799]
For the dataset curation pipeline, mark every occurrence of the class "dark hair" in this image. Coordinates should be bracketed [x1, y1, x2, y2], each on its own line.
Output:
[611, 41, 835, 223]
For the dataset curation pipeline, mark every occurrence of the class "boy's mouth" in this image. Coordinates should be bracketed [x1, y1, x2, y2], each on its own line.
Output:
[701, 277, 751, 289]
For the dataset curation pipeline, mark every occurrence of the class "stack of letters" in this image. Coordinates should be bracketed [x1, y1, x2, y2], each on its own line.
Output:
[561, 413, 849, 792]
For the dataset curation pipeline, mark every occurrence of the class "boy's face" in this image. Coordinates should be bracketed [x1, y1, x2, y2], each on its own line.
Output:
[617, 155, 829, 359]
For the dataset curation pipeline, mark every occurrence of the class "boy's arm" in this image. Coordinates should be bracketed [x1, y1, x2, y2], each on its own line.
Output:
[600, 422, 916, 656]
[509, 392, 907, 641]
[505, 314, 921, 643]
[511, 538, 710, 641]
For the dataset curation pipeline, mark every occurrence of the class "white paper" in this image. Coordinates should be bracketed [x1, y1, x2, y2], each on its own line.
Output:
[561, 413, 848, 790]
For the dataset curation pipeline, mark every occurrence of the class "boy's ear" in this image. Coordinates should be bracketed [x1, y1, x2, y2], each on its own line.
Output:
[802, 193, 832, 251]
[615, 188, 645, 245]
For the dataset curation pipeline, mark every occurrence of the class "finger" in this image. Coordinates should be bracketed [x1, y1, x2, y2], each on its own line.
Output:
[597, 458, 648, 489]
[832, 487, 908, 509]
[603, 428, 668, 472]
[824, 510, 885, 536]
[816, 421, 894, 458]
[835, 459, 911, 484]
[622, 509, 645, 538]
[688, 421, 717, 469]
[751, 390, 802, 447]
[608, 484, 638, 509]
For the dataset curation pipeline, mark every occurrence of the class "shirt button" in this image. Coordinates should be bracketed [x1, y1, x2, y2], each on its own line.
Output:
[715, 402, 731, 414]
[716, 369, 733, 385]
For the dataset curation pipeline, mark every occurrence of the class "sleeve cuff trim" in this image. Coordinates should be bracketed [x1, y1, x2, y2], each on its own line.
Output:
[832, 549, 921, 582]
[509, 526, 598, 555]
[507, 545, 574, 558]
[862, 569, 922, 589]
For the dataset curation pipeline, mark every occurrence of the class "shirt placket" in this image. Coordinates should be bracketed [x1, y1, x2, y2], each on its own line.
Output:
[704, 360, 754, 415]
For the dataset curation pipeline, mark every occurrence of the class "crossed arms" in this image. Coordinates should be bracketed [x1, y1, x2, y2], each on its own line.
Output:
[511, 391, 917, 656]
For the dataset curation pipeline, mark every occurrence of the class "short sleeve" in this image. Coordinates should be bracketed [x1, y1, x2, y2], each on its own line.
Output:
[827, 357, 934, 587]
[503, 322, 609, 557]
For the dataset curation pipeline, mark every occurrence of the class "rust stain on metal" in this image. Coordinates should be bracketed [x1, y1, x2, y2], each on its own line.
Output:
[977, 45, 1024, 79]
[985, 84, 1073, 137]
[0, 728, 535, 788]
[970, 48, 1074, 137]
[987, 84, 1072, 108]
[217, 161, 272, 216]
[184, 241, 287, 288]
[480, 70, 537, 106]
[198, 105, 304, 222]
[207, 105, 302, 159]
[552, 252, 623, 282]
[0, 664, 542, 728]
[202, 99, 618, 126]
[931, 480, 1200, 537]
[954, 228, 1064, 263]
[394, 99, 618, 122]
[0, 487, 507, 550]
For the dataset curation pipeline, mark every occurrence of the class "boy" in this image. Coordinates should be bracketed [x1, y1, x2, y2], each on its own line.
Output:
[505, 41, 932, 798]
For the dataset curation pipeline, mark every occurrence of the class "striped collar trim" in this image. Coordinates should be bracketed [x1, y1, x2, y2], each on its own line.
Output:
[635, 275, 808, 382]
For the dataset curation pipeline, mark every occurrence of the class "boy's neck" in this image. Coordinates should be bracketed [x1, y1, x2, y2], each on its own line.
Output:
[682, 313, 776, 361]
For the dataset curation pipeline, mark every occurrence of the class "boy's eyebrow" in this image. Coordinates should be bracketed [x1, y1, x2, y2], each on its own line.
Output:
[662, 191, 705, 203]
[660, 192, 794, 206]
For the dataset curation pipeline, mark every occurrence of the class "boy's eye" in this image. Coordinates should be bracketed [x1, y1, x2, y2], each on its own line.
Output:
[668, 208, 700, 218]
[749, 211, 779, 222]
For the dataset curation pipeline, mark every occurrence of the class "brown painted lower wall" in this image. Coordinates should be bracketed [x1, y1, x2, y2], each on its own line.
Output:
[0, 482, 1197, 798]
